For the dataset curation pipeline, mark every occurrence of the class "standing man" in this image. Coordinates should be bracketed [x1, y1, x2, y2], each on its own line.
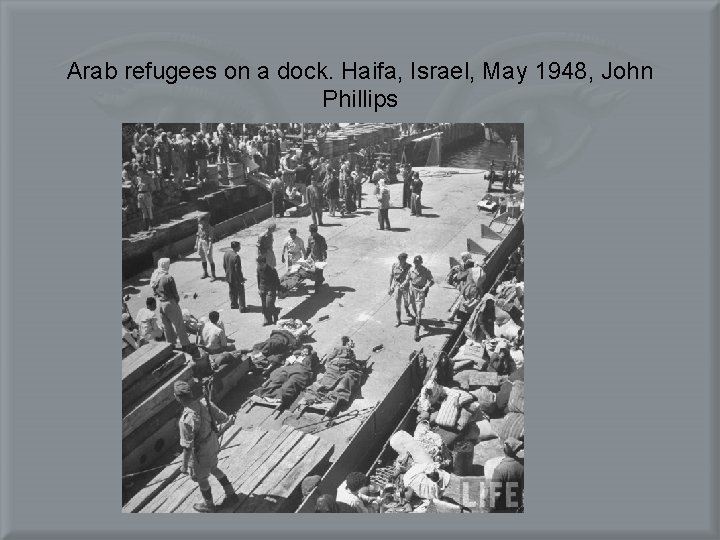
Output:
[281, 228, 306, 271]
[151, 258, 191, 350]
[375, 179, 391, 231]
[404, 255, 435, 342]
[195, 214, 216, 281]
[306, 224, 327, 294]
[402, 163, 413, 209]
[352, 164, 364, 209]
[269, 175, 285, 218]
[223, 240, 246, 311]
[256, 255, 280, 326]
[410, 172, 423, 216]
[371, 162, 388, 185]
[256, 223, 277, 268]
[306, 179, 324, 226]
[154, 132, 172, 180]
[193, 132, 209, 184]
[133, 171, 154, 231]
[280, 150, 297, 193]
[174, 380, 239, 513]
[388, 252, 414, 327]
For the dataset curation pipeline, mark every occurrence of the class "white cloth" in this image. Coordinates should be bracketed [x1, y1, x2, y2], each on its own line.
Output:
[403, 463, 450, 501]
[136, 307, 163, 342]
[336, 481, 371, 513]
[201, 321, 227, 352]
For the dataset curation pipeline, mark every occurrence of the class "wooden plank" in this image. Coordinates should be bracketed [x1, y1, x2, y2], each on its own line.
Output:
[124, 426, 245, 513]
[122, 366, 192, 439]
[248, 435, 319, 509]
[143, 428, 265, 513]
[122, 353, 186, 414]
[249, 437, 334, 513]
[122, 401, 181, 458]
[176, 427, 295, 514]
[174, 426, 295, 513]
[268, 439, 334, 497]
[170, 428, 281, 513]
[231, 428, 306, 512]
[122, 342, 175, 390]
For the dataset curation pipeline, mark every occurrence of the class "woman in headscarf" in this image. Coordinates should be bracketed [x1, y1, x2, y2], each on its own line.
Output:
[151, 258, 191, 350]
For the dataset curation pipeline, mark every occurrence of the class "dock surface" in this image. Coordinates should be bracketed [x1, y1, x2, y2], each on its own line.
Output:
[122, 166, 521, 509]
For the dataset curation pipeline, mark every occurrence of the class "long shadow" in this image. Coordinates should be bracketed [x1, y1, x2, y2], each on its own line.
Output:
[319, 223, 343, 227]
[420, 213, 440, 218]
[388, 227, 411, 233]
[281, 285, 356, 321]
[123, 285, 141, 295]
[354, 210, 373, 216]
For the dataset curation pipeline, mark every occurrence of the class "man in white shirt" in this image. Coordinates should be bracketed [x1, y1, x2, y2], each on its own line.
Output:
[136, 297, 164, 344]
[335, 472, 379, 513]
[281, 228, 306, 270]
[201, 311, 227, 354]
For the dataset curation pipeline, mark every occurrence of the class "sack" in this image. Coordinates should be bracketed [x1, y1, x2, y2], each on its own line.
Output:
[435, 393, 460, 428]
[474, 419, 498, 441]
[471, 387, 497, 416]
[497, 412, 524, 443]
[508, 381, 525, 414]
[447, 388, 474, 407]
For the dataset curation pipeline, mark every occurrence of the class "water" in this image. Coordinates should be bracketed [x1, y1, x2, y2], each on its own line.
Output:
[441, 136, 521, 171]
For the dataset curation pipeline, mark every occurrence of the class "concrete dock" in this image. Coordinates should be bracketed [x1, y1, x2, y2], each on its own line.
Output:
[122, 166, 516, 463]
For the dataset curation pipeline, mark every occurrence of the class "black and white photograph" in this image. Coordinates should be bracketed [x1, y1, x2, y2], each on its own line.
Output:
[121, 122, 525, 514]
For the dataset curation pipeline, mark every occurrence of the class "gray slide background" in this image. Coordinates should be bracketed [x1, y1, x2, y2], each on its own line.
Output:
[0, 1, 717, 538]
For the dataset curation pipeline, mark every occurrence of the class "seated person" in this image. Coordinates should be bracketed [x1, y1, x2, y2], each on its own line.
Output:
[256, 345, 319, 408]
[335, 472, 380, 513]
[182, 308, 202, 335]
[122, 313, 140, 358]
[446, 252, 475, 288]
[402, 462, 451, 505]
[306, 337, 366, 412]
[201, 311, 230, 354]
[135, 297, 164, 344]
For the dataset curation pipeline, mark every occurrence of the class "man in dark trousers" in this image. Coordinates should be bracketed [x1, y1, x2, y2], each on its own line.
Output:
[306, 224, 327, 294]
[410, 172, 423, 216]
[402, 163, 413, 209]
[222, 241, 246, 312]
[256, 255, 280, 326]
[306, 179, 324, 226]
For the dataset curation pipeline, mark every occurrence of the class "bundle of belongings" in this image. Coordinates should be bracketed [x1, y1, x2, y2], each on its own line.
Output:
[301, 338, 367, 415]
[477, 194, 499, 213]
[278, 257, 327, 298]
[275, 318, 312, 339]
[464, 289, 523, 344]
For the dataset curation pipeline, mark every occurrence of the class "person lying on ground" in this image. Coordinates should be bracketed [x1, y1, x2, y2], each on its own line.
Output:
[256, 345, 319, 408]
[305, 337, 366, 411]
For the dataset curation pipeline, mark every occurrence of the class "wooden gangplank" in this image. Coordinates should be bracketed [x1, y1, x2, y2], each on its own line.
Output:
[123, 425, 333, 513]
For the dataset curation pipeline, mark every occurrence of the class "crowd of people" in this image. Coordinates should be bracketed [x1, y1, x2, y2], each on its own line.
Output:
[121, 123, 524, 514]
[301, 243, 525, 513]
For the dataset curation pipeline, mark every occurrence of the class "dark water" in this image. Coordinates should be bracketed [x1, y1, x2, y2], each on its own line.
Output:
[442, 136, 521, 171]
